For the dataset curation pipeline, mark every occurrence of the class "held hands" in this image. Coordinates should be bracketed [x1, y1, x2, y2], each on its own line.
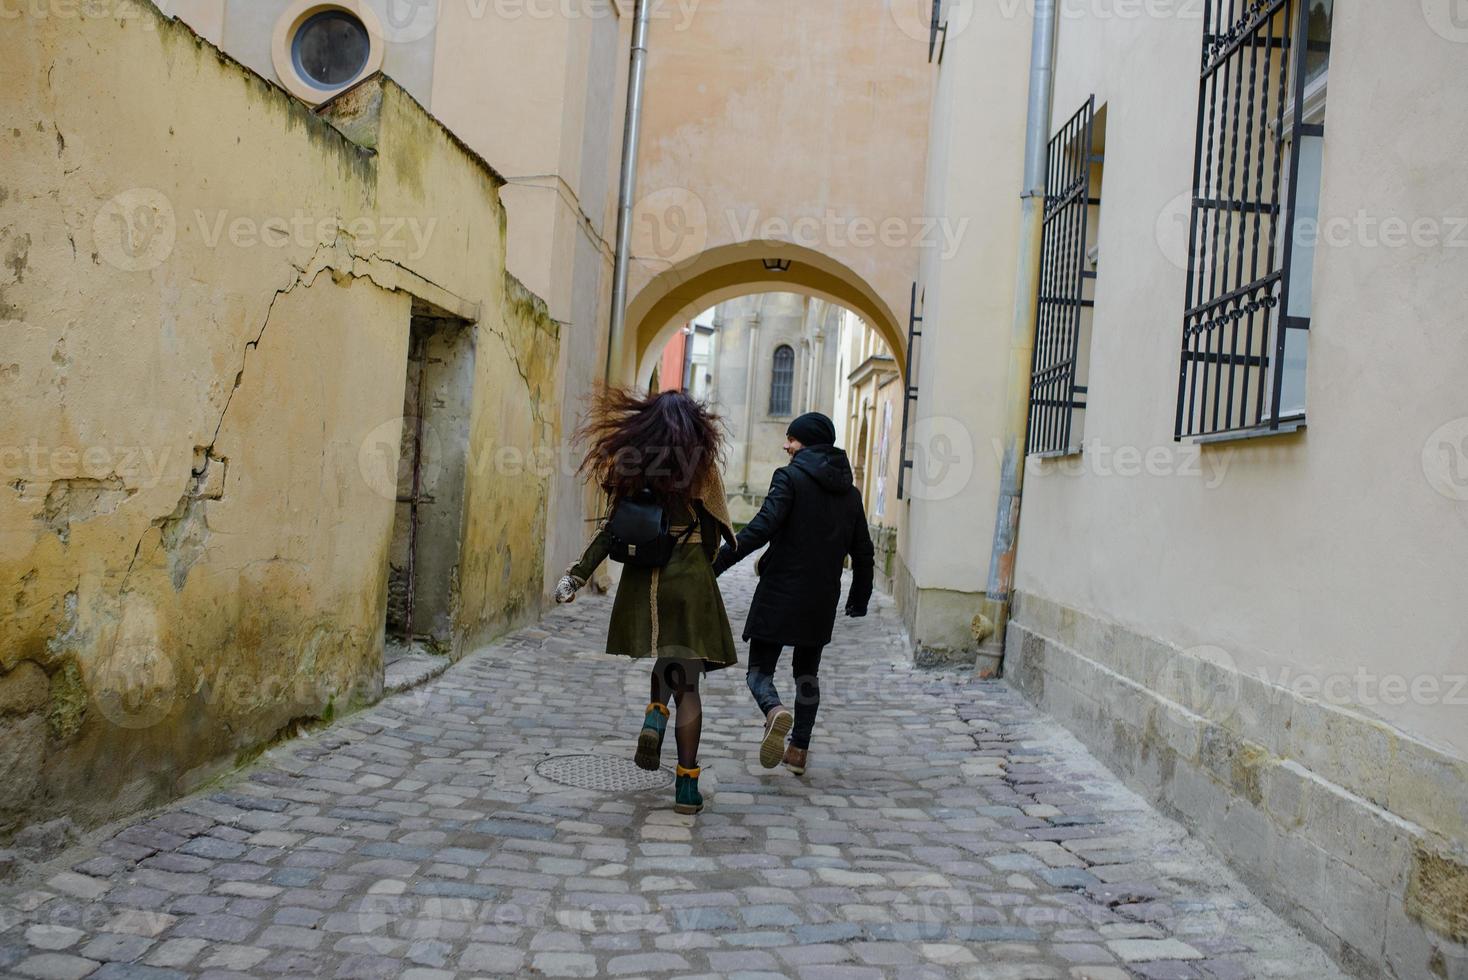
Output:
[553, 573, 585, 604]
[712, 544, 736, 578]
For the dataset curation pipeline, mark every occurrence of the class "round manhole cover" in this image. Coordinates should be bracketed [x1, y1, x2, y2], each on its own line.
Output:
[534, 754, 674, 792]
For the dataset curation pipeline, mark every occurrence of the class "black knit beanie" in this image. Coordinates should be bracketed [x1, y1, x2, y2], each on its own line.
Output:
[787, 412, 836, 447]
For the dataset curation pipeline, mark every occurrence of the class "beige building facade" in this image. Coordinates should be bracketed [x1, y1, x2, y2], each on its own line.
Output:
[834, 310, 902, 588]
[900, 1, 1468, 975]
[894, 0, 1033, 667]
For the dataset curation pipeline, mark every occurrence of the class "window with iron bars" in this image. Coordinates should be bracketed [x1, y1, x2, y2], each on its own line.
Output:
[1028, 96, 1103, 457]
[769, 344, 795, 416]
[1176, 0, 1332, 441]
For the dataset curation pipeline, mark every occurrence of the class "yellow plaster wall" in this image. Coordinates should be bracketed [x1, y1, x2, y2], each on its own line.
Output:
[0, 4, 558, 832]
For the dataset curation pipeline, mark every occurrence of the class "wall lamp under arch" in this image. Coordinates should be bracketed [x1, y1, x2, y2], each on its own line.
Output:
[761, 258, 793, 273]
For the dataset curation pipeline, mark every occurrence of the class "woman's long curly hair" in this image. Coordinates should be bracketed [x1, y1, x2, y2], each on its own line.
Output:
[575, 384, 725, 510]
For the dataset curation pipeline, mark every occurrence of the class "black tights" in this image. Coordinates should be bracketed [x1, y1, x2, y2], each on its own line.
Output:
[649, 657, 702, 769]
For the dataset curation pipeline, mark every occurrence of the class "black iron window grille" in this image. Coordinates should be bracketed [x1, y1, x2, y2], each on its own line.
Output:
[897, 282, 923, 500]
[929, 0, 950, 63]
[1175, 0, 1329, 440]
[769, 344, 795, 415]
[1028, 95, 1100, 457]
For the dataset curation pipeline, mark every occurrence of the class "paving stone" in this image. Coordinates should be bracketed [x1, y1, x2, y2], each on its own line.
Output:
[471, 820, 556, 841]
[795, 966, 883, 980]
[607, 951, 690, 974]
[1041, 868, 1102, 889]
[776, 944, 852, 966]
[25, 925, 83, 951]
[1109, 938, 1206, 962]
[920, 942, 978, 965]
[137, 856, 208, 880]
[256, 925, 321, 950]
[176, 839, 245, 862]
[143, 940, 206, 969]
[459, 943, 524, 973]
[46, 874, 111, 902]
[91, 964, 189, 980]
[793, 922, 863, 944]
[257, 950, 330, 975]
[531, 952, 599, 977]
[1135, 962, 1204, 979]
[738, 904, 801, 928]
[708, 949, 781, 971]
[270, 907, 322, 928]
[15, 953, 102, 979]
[198, 945, 268, 970]
[851, 941, 922, 966]
[169, 914, 256, 943]
[334, 953, 402, 979]
[78, 933, 154, 962]
[161, 895, 225, 917]
[673, 907, 738, 931]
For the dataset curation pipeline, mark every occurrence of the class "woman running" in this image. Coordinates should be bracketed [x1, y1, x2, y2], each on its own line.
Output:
[554, 386, 738, 814]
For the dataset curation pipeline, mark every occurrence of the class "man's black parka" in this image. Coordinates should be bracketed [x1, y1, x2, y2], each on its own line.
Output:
[714, 444, 875, 647]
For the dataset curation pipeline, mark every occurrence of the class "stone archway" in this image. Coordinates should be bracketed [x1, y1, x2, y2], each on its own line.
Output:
[620, 241, 907, 385]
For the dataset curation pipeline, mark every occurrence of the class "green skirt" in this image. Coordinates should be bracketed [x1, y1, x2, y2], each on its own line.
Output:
[605, 541, 738, 670]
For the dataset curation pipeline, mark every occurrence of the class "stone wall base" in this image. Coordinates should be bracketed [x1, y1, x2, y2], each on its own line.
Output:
[890, 550, 992, 669]
[1006, 592, 1468, 980]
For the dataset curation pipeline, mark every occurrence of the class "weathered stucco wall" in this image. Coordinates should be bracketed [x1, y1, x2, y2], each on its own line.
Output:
[0, 4, 558, 835]
[180, 0, 625, 602]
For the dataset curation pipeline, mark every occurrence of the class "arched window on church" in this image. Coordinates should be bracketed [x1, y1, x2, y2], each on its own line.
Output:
[769, 345, 795, 415]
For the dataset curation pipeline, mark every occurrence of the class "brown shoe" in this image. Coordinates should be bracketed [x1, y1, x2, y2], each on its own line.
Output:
[782, 745, 808, 775]
[759, 707, 793, 768]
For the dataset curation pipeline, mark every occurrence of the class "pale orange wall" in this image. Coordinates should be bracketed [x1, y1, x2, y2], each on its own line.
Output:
[656, 327, 687, 391]
[628, 0, 934, 371]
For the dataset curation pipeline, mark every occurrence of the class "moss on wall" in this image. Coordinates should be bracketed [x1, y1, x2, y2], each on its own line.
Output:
[1408, 843, 1468, 943]
[453, 272, 561, 652]
[45, 662, 88, 742]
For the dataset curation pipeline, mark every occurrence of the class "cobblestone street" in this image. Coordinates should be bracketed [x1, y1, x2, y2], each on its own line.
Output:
[1, 564, 1344, 980]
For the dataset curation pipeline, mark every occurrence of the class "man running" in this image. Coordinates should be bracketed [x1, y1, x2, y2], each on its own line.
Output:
[714, 412, 874, 775]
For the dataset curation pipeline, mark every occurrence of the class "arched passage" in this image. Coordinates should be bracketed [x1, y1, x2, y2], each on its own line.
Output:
[620, 242, 907, 386]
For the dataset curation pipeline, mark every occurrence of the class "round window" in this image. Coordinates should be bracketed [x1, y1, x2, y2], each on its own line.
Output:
[290, 9, 371, 90]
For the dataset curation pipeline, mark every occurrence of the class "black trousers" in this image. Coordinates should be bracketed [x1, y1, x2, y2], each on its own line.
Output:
[745, 639, 825, 749]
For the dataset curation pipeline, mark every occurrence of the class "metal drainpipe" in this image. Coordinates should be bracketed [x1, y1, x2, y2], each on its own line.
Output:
[982, 0, 1058, 653]
[606, 0, 652, 381]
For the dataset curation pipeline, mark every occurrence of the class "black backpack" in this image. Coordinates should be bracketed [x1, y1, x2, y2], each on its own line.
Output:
[606, 490, 693, 568]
